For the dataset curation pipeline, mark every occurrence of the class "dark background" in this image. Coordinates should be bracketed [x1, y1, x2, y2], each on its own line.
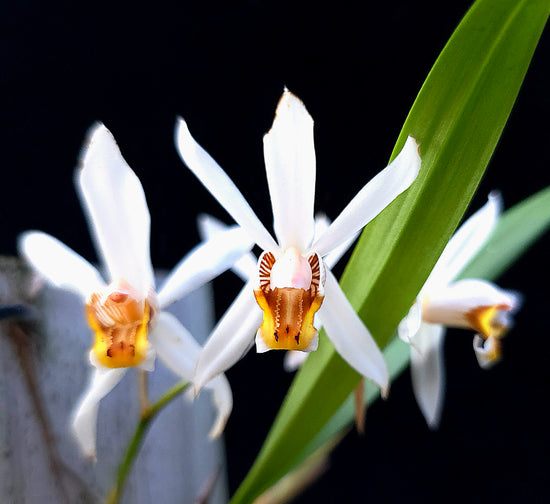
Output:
[1, 1, 549, 502]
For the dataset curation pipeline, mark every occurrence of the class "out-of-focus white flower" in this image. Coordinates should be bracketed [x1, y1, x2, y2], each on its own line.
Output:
[176, 89, 422, 396]
[398, 193, 520, 428]
[19, 124, 253, 458]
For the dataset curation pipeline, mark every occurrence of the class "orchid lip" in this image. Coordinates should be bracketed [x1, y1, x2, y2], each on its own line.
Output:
[87, 279, 156, 369]
[254, 250, 325, 351]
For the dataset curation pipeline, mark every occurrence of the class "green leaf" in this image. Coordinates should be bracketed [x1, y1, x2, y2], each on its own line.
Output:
[231, 1, 550, 502]
[295, 184, 550, 466]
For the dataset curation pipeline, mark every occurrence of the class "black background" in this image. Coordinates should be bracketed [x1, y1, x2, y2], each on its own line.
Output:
[1, 1, 549, 502]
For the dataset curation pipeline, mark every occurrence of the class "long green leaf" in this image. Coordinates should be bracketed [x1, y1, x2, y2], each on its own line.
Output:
[297, 184, 550, 463]
[231, 1, 550, 502]
[460, 186, 550, 280]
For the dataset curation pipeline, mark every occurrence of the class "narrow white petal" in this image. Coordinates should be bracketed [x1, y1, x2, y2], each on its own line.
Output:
[18, 231, 105, 299]
[263, 90, 316, 251]
[473, 334, 499, 369]
[425, 193, 501, 290]
[197, 214, 257, 282]
[157, 226, 254, 309]
[71, 365, 126, 458]
[148, 312, 200, 379]
[203, 374, 233, 439]
[423, 279, 519, 329]
[283, 350, 308, 372]
[314, 213, 358, 270]
[175, 118, 278, 252]
[194, 280, 262, 392]
[312, 136, 421, 257]
[397, 297, 423, 344]
[151, 312, 233, 437]
[410, 323, 446, 429]
[77, 123, 154, 294]
[319, 269, 389, 392]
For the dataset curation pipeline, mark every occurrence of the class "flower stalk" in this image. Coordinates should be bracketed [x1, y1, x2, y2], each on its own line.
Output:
[106, 380, 190, 504]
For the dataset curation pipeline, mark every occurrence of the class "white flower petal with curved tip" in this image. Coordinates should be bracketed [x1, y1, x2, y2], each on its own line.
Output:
[148, 312, 199, 379]
[175, 118, 278, 252]
[151, 312, 233, 437]
[319, 269, 389, 393]
[71, 365, 127, 458]
[283, 350, 308, 372]
[425, 192, 501, 291]
[410, 322, 446, 429]
[194, 279, 261, 392]
[263, 90, 316, 251]
[473, 334, 499, 369]
[19, 231, 105, 300]
[157, 226, 254, 309]
[398, 297, 423, 344]
[203, 374, 233, 439]
[422, 279, 519, 329]
[197, 214, 257, 282]
[312, 136, 421, 257]
[77, 123, 154, 295]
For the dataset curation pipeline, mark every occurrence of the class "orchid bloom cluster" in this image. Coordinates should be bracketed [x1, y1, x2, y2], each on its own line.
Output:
[398, 193, 520, 428]
[175, 89, 421, 395]
[19, 124, 253, 458]
[16, 88, 521, 469]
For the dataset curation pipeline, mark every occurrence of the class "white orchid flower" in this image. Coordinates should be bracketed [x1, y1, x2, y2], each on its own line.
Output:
[19, 123, 253, 458]
[197, 212, 357, 372]
[398, 193, 521, 428]
[176, 89, 422, 395]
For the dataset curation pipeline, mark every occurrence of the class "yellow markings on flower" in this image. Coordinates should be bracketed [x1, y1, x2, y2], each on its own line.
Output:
[254, 250, 325, 351]
[466, 304, 510, 364]
[255, 287, 324, 350]
[87, 289, 151, 368]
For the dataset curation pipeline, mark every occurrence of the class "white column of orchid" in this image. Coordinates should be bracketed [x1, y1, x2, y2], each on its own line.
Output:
[19, 123, 254, 458]
[176, 89, 422, 397]
[398, 193, 521, 428]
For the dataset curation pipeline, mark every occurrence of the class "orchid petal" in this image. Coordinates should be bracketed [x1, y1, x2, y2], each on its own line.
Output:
[194, 280, 262, 392]
[197, 214, 257, 282]
[423, 279, 519, 329]
[71, 365, 126, 458]
[175, 118, 278, 252]
[312, 136, 421, 257]
[314, 213, 358, 270]
[397, 297, 423, 344]
[263, 90, 316, 251]
[319, 269, 389, 393]
[203, 374, 233, 439]
[77, 123, 154, 295]
[425, 192, 501, 290]
[283, 350, 308, 372]
[18, 231, 105, 299]
[410, 322, 446, 429]
[150, 312, 233, 437]
[148, 312, 199, 378]
[157, 226, 254, 309]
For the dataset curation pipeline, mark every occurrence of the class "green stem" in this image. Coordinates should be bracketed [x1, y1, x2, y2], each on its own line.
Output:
[106, 381, 190, 504]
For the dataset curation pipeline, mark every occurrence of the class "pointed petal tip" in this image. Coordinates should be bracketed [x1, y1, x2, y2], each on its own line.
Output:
[79, 122, 117, 165]
[270, 88, 312, 128]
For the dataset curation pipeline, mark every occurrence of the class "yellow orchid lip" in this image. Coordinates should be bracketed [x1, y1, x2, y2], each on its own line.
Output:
[466, 304, 511, 340]
[87, 283, 151, 368]
[254, 250, 325, 351]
